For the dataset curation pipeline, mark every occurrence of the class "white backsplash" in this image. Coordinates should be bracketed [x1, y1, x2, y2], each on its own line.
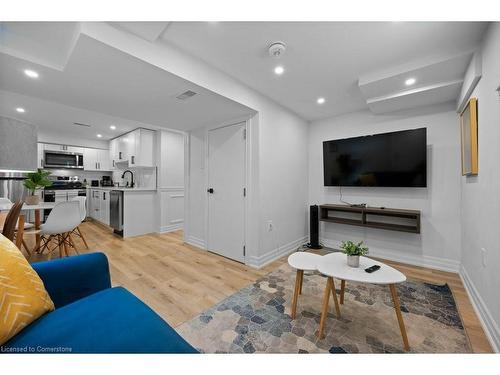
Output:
[112, 167, 157, 189]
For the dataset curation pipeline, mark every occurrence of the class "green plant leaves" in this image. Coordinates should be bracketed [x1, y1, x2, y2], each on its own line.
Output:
[340, 240, 369, 256]
[23, 169, 52, 195]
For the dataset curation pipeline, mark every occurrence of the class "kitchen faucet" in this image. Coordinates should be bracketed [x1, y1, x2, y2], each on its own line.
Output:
[122, 170, 135, 188]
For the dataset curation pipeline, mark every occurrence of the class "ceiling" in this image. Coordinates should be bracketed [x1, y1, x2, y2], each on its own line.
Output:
[0, 89, 150, 140]
[160, 22, 489, 120]
[0, 24, 255, 141]
[0, 22, 490, 139]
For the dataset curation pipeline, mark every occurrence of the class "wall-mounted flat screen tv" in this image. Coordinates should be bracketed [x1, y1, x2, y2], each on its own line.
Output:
[323, 128, 427, 187]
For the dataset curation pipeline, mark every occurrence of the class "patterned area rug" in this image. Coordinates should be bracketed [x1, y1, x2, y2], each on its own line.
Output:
[177, 262, 471, 353]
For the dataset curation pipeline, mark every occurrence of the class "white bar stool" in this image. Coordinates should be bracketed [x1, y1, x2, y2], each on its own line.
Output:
[287, 252, 323, 319]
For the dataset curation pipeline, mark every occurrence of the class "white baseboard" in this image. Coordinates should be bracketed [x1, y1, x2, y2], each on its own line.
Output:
[460, 265, 500, 352]
[247, 236, 308, 269]
[320, 238, 460, 273]
[159, 222, 184, 233]
[186, 235, 206, 250]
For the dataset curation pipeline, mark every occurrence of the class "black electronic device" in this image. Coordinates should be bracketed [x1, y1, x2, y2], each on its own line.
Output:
[323, 128, 427, 187]
[308, 205, 322, 249]
[365, 265, 381, 273]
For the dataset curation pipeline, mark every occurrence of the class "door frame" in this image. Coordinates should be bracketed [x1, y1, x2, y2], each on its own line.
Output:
[184, 114, 256, 265]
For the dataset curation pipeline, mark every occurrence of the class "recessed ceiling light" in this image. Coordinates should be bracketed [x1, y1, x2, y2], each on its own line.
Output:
[110, 125, 116, 130]
[97, 134, 102, 138]
[405, 78, 416, 86]
[316, 97, 326, 105]
[24, 69, 39, 79]
[274, 66, 284, 75]
[16, 107, 25, 113]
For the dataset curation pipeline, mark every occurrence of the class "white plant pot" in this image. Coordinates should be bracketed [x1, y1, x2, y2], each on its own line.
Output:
[347, 255, 360, 268]
[25, 195, 40, 205]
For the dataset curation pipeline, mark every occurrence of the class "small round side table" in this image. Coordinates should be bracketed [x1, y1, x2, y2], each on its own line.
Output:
[287, 252, 323, 319]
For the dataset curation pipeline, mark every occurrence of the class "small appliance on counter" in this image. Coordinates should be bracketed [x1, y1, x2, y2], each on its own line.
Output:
[91, 180, 100, 187]
[100, 176, 114, 187]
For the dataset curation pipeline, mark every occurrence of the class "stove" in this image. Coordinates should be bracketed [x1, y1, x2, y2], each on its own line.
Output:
[46, 181, 84, 190]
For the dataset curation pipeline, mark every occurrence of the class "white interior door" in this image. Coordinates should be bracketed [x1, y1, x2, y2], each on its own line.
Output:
[207, 122, 246, 262]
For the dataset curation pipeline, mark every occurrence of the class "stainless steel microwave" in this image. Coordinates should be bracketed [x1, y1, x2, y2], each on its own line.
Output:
[43, 150, 84, 169]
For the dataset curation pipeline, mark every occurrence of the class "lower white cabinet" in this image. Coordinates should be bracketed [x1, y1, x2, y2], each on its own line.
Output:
[89, 189, 110, 225]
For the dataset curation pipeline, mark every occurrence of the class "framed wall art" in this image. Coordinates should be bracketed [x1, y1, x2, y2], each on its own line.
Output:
[460, 97, 478, 176]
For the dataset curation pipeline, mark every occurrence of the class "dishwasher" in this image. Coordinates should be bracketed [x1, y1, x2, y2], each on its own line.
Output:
[110, 190, 124, 236]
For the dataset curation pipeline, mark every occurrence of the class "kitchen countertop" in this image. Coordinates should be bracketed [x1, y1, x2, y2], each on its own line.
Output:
[87, 186, 157, 192]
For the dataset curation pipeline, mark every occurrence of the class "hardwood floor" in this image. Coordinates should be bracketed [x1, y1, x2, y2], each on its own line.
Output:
[24, 220, 492, 353]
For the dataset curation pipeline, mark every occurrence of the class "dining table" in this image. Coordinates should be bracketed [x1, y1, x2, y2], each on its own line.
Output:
[0, 201, 57, 253]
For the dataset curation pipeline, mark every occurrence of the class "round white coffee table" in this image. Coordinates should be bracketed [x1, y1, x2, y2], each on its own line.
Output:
[287, 252, 323, 319]
[317, 252, 409, 351]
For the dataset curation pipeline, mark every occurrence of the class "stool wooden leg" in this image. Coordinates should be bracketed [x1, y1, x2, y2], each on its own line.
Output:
[318, 277, 333, 339]
[291, 270, 303, 319]
[330, 278, 341, 318]
[389, 284, 410, 351]
[340, 280, 346, 305]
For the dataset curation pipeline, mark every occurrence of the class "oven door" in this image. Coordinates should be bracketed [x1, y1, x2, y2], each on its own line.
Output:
[43, 150, 84, 169]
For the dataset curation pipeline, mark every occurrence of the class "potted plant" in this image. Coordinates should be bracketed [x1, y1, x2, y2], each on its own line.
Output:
[340, 240, 369, 268]
[23, 169, 52, 205]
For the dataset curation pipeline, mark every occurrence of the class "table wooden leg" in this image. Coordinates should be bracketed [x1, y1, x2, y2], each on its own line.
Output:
[318, 277, 333, 339]
[330, 278, 341, 318]
[298, 269, 303, 295]
[389, 284, 410, 351]
[340, 280, 346, 305]
[291, 270, 303, 319]
[34, 209, 41, 252]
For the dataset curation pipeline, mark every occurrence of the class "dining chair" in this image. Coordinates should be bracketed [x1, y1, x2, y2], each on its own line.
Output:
[0, 197, 35, 256]
[2, 201, 23, 241]
[69, 196, 89, 249]
[36, 201, 82, 259]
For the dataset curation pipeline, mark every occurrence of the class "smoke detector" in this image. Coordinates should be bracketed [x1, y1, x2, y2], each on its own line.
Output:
[268, 42, 286, 58]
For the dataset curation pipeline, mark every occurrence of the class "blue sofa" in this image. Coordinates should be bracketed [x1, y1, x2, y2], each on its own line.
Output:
[4, 253, 198, 354]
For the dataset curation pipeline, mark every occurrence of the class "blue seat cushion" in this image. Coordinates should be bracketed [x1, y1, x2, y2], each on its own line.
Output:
[5, 286, 198, 353]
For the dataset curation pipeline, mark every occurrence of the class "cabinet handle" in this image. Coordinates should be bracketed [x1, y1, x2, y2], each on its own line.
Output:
[103, 192, 106, 200]
[131, 155, 135, 164]
[113, 160, 115, 167]
[119, 152, 122, 160]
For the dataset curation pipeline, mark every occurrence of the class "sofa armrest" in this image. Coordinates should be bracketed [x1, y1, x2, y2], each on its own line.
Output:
[32, 252, 112, 308]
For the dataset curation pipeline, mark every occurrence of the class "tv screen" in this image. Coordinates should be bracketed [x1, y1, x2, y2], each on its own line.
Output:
[323, 128, 427, 187]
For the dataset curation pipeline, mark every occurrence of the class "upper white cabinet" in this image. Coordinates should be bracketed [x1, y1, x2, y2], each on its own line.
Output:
[83, 148, 111, 171]
[111, 128, 155, 168]
[43, 144, 84, 154]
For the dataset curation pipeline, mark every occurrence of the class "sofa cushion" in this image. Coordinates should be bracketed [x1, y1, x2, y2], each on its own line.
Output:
[4, 286, 197, 353]
[0, 234, 54, 345]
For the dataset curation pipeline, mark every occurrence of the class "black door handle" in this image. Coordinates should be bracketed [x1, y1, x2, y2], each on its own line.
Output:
[207, 188, 214, 194]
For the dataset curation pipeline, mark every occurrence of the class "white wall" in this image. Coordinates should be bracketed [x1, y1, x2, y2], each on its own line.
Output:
[460, 23, 500, 352]
[309, 103, 462, 271]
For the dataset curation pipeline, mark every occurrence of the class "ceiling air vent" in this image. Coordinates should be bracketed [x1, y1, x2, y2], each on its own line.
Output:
[73, 122, 91, 127]
[176, 90, 197, 101]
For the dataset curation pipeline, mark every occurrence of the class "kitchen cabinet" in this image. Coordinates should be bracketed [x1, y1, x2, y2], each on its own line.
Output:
[83, 148, 112, 171]
[42, 144, 84, 154]
[113, 128, 155, 168]
[109, 138, 119, 170]
[89, 189, 110, 225]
